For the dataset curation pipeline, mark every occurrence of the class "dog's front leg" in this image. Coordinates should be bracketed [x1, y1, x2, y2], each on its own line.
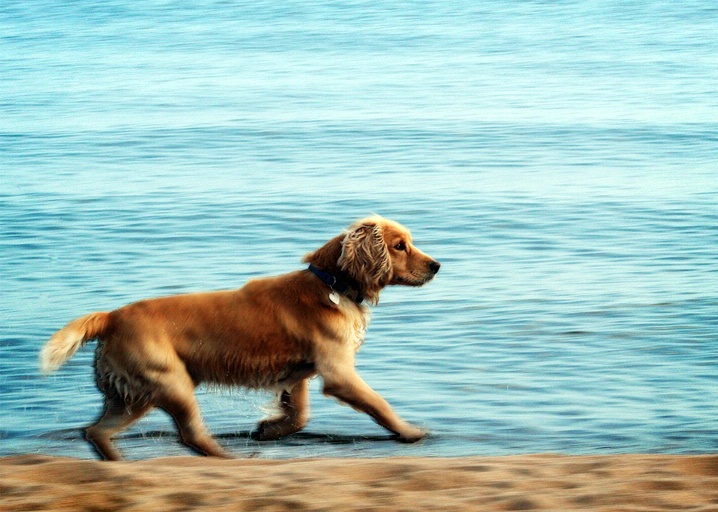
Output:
[322, 371, 427, 442]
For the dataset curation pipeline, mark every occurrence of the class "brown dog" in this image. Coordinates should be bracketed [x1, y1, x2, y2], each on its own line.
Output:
[40, 216, 440, 460]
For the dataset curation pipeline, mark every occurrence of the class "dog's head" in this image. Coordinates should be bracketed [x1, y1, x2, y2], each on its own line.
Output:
[305, 216, 440, 304]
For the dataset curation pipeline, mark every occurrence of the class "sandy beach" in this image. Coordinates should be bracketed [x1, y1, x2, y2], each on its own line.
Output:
[1, 454, 717, 511]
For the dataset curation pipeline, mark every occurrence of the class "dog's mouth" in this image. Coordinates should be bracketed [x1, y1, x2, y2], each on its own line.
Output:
[390, 260, 440, 287]
[392, 272, 436, 287]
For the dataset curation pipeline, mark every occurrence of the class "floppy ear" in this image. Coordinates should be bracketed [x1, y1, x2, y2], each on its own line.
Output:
[338, 221, 392, 304]
[302, 234, 344, 272]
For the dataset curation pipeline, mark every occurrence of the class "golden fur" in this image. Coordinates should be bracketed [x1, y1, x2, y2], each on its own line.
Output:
[40, 216, 440, 460]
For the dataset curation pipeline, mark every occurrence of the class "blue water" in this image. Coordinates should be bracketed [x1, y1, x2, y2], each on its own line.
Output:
[2, 1, 717, 460]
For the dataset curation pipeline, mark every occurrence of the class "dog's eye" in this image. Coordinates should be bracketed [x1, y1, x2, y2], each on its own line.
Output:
[394, 241, 406, 251]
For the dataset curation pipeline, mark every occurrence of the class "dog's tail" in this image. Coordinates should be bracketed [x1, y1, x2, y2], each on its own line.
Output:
[39, 312, 111, 375]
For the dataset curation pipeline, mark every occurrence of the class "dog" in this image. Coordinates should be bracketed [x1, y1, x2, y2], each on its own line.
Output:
[40, 216, 440, 460]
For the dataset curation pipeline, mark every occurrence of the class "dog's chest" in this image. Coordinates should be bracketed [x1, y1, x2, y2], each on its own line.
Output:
[337, 298, 369, 352]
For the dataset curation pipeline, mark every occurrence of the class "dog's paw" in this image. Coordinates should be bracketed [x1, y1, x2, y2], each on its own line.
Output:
[251, 421, 278, 441]
[252, 418, 304, 441]
[396, 426, 428, 443]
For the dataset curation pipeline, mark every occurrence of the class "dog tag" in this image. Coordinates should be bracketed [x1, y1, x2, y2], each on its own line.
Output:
[329, 291, 341, 304]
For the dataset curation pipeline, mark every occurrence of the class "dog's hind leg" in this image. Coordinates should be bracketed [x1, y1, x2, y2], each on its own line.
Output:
[253, 378, 310, 441]
[154, 371, 231, 458]
[86, 396, 153, 461]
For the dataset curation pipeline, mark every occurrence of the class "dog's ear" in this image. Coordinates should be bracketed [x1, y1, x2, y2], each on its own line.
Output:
[339, 220, 392, 304]
[303, 234, 344, 272]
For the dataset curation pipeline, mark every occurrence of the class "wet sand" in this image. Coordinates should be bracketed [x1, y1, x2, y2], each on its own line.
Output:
[1, 454, 717, 511]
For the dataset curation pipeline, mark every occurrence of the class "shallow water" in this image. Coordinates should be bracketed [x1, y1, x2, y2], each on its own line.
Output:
[1, 0, 717, 459]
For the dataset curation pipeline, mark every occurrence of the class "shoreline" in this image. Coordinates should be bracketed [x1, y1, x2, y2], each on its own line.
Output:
[1, 454, 717, 511]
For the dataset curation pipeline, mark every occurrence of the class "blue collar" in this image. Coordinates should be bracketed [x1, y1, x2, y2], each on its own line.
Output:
[308, 264, 364, 304]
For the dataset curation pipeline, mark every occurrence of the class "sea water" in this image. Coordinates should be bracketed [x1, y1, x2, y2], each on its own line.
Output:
[1, 0, 717, 459]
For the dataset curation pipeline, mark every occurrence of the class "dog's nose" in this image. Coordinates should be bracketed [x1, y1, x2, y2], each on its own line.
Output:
[428, 260, 441, 274]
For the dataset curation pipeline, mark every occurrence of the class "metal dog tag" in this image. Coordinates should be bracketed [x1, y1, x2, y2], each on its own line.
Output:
[329, 291, 341, 304]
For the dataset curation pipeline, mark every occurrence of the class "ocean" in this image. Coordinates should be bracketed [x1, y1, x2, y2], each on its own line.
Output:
[1, 0, 717, 459]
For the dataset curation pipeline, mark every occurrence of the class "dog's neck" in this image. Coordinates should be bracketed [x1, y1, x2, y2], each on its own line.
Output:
[307, 264, 364, 304]
[302, 233, 380, 304]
